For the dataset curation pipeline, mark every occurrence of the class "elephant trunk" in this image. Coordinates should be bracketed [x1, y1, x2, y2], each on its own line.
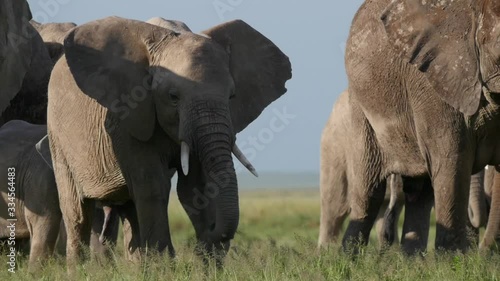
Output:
[183, 100, 239, 245]
[468, 170, 487, 228]
[480, 167, 500, 249]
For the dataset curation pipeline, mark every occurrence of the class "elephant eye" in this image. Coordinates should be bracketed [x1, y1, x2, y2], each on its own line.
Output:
[169, 88, 179, 103]
[229, 90, 236, 100]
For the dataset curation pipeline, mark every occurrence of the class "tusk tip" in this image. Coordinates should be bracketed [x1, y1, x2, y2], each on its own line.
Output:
[182, 165, 189, 176]
[250, 169, 259, 178]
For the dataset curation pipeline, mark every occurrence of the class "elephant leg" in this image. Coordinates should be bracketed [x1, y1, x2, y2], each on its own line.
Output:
[467, 169, 487, 246]
[342, 177, 386, 253]
[54, 158, 95, 267]
[400, 176, 433, 255]
[55, 220, 66, 256]
[115, 142, 174, 257]
[318, 149, 349, 247]
[61, 198, 94, 266]
[341, 112, 387, 253]
[480, 167, 500, 250]
[117, 201, 141, 262]
[342, 164, 387, 252]
[25, 208, 61, 270]
[132, 180, 174, 257]
[432, 165, 471, 252]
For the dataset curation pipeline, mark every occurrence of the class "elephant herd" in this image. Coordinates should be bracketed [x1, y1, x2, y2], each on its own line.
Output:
[319, 0, 500, 255]
[3, 0, 500, 274]
[0, 0, 292, 272]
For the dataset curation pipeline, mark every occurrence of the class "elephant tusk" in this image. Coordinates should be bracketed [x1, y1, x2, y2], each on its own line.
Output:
[181, 141, 190, 176]
[232, 144, 259, 177]
[99, 206, 113, 244]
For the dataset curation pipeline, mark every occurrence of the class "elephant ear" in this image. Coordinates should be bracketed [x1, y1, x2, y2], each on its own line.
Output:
[64, 17, 177, 141]
[0, 0, 33, 114]
[202, 20, 292, 133]
[381, 0, 481, 116]
[36, 135, 53, 170]
[32, 21, 77, 62]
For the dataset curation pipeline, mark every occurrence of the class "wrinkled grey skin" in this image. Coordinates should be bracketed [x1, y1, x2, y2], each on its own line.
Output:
[44, 16, 291, 269]
[344, 0, 500, 253]
[0, 0, 53, 126]
[30, 20, 77, 62]
[36, 136, 141, 260]
[0, 121, 59, 270]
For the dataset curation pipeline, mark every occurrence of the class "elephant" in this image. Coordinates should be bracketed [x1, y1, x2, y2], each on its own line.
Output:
[0, 0, 53, 126]
[0, 120, 60, 270]
[319, 90, 497, 253]
[0, 120, 123, 270]
[318, 90, 425, 252]
[30, 20, 77, 63]
[41, 16, 291, 268]
[319, 90, 404, 248]
[342, 0, 500, 253]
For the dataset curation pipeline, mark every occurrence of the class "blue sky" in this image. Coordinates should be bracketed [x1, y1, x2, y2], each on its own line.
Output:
[27, 0, 365, 173]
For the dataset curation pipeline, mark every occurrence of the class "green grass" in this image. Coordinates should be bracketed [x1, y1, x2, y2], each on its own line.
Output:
[1, 188, 499, 280]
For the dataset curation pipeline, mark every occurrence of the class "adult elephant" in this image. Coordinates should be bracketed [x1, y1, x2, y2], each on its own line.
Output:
[43, 16, 291, 268]
[318, 90, 428, 252]
[343, 0, 500, 253]
[0, 0, 53, 125]
[30, 20, 77, 62]
[319, 91, 496, 253]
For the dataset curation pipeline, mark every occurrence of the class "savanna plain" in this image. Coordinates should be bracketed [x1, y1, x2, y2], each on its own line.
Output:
[1, 188, 499, 280]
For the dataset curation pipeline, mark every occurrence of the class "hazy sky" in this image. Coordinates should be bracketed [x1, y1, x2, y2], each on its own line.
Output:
[27, 0, 365, 173]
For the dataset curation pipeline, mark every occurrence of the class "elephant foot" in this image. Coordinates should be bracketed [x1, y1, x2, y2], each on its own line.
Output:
[435, 225, 470, 253]
[341, 220, 371, 256]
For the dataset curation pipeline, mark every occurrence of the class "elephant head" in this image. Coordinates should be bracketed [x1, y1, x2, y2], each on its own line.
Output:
[381, 0, 500, 116]
[30, 20, 77, 62]
[62, 17, 291, 245]
[146, 17, 192, 33]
